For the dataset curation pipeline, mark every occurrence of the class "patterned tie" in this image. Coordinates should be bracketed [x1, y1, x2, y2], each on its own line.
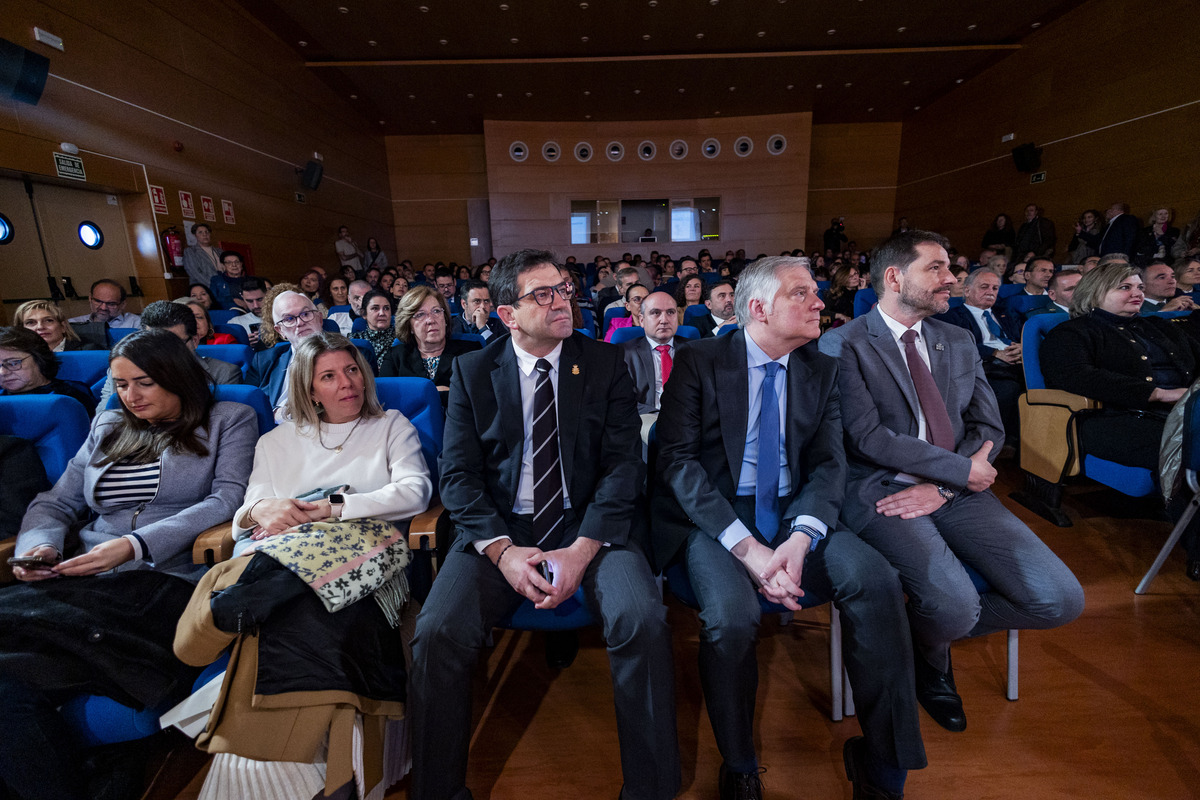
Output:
[531, 358, 565, 547]
[656, 344, 673, 385]
[899, 330, 955, 451]
[756, 361, 782, 540]
[982, 310, 1012, 345]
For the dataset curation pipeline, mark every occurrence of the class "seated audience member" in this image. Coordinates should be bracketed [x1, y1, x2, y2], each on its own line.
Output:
[98, 301, 242, 408]
[1079, 255, 1101, 273]
[327, 276, 350, 308]
[1028, 269, 1082, 316]
[981, 213, 1016, 257]
[472, 262, 493, 283]
[390, 275, 411, 303]
[227, 277, 269, 349]
[189, 283, 218, 310]
[246, 285, 325, 420]
[210, 250, 247, 310]
[358, 289, 398, 374]
[619, 290, 683, 415]
[298, 269, 326, 310]
[1175, 208, 1200, 261]
[379, 269, 397, 293]
[824, 264, 861, 325]
[0, 327, 95, 413]
[1140, 261, 1195, 313]
[68, 278, 141, 329]
[0, 435, 50, 539]
[339, 263, 358, 285]
[950, 266, 969, 298]
[654, 256, 925, 799]
[364, 267, 382, 288]
[182, 222, 222, 287]
[819, 231, 1084, 734]
[692, 278, 737, 337]
[452, 279, 506, 340]
[178, 298, 237, 345]
[1099, 202, 1140, 257]
[1174, 256, 1200, 297]
[938, 269, 1024, 446]
[1132, 207, 1180, 266]
[363, 236, 389, 271]
[327, 279, 372, 335]
[13, 300, 100, 352]
[432, 268, 460, 315]
[674, 274, 705, 319]
[0, 330, 255, 800]
[1021, 257, 1055, 296]
[1001, 258, 1024, 284]
[597, 265, 641, 317]
[380, 286, 479, 399]
[603, 284, 650, 342]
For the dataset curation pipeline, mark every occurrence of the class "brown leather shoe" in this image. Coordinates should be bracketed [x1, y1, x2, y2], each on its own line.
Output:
[718, 764, 765, 800]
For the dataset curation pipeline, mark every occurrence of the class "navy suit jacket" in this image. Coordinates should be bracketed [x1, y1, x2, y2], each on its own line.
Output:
[1099, 213, 1141, 256]
[244, 345, 292, 408]
[937, 304, 1021, 363]
[439, 332, 644, 551]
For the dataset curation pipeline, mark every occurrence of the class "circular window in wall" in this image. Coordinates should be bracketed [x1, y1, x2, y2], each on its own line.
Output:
[575, 142, 594, 162]
[669, 139, 688, 160]
[734, 136, 753, 157]
[509, 141, 529, 162]
[542, 142, 561, 162]
[78, 221, 104, 249]
[606, 141, 625, 162]
[701, 138, 721, 158]
[0, 213, 13, 245]
[637, 140, 657, 161]
[767, 134, 787, 155]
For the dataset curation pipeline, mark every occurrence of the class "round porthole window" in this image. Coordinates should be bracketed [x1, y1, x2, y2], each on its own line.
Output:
[575, 142, 593, 162]
[78, 221, 104, 249]
[606, 141, 625, 161]
[0, 213, 13, 245]
[734, 136, 753, 157]
[509, 141, 529, 162]
[701, 138, 721, 158]
[669, 140, 688, 160]
[638, 140, 657, 161]
[542, 142, 561, 161]
[767, 134, 787, 155]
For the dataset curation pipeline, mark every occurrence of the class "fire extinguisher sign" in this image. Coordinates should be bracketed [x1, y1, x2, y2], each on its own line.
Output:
[201, 196, 216, 222]
[149, 185, 169, 215]
[179, 191, 195, 219]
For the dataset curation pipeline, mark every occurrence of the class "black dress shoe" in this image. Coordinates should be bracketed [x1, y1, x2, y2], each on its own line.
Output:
[718, 763, 765, 800]
[1187, 560, 1200, 582]
[544, 630, 580, 669]
[914, 654, 967, 732]
[842, 737, 903, 800]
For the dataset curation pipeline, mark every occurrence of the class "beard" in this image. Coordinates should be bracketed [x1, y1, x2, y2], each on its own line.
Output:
[898, 280, 949, 317]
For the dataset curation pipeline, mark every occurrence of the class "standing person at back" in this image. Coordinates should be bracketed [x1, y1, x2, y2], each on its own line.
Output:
[818, 230, 1084, 734]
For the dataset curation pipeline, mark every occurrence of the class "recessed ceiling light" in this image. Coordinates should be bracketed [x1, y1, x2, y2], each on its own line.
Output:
[378, 120, 385, 125]
[499, 3, 508, 8]
[678, 88, 686, 93]
[417, 5, 427, 11]
[350, 94, 357, 99]
[728, 86, 736, 91]
[827, 28, 836, 35]
[967, 24, 977, 30]
[579, 1, 588, 7]
[714, 110, 721, 115]
[430, 120, 436, 124]
[439, 38, 448, 45]
[368, 40, 377, 46]
[786, 84, 794, 89]
[467, 92, 474, 98]
[897, 26, 906, 32]
[581, 35, 589, 42]
[844, 82, 852, 87]
[757, 31, 766, 37]
[815, 83, 823, 88]
[634, 88, 641, 94]
[710, 0, 719, 5]
[408, 94, 416, 99]
[649, 0, 657, 6]
[955, 78, 963, 84]
[585, 114, 592, 119]
[1031, 22, 1041, 28]
[525, 91, 532, 97]
[496, 92, 503, 97]
[509, 37, 518, 43]
[298, 40, 307, 46]
[643, 34, 651, 40]
[914, 105, 921, 110]
[902, 80, 910, 85]
[867, 107, 874, 112]
[584, 90, 591, 95]
[338, 6, 349, 13]
[696, 32, 705, 39]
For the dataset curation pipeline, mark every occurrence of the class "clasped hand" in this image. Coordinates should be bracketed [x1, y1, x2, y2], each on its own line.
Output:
[248, 497, 332, 540]
[489, 537, 600, 610]
[733, 534, 810, 611]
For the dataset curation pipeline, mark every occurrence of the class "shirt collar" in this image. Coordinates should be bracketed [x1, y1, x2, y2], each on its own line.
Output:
[744, 329, 790, 371]
[512, 338, 564, 377]
[646, 335, 674, 350]
[877, 305, 923, 342]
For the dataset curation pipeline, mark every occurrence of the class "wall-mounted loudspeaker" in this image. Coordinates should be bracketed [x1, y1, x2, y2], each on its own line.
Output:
[300, 160, 324, 190]
[0, 38, 50, 105]
[1011, 142, 1042, 173]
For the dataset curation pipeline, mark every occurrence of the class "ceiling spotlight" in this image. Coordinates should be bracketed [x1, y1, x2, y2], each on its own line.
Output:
[757, 31, 766, 37]
[467, 92, 474, 98]
[786, 84, 794, 89]
[338, 6, 349, 13]
[642, 34, 651, 40]
[499, 3, 508, 8]
[714, 111, 721, 115]
[867, 107, 874, 112]
[696, 32, 705, 38]
[378, 120, 385, 125]
[350, 93, 357, 99]
[710, 0, 719, 5]
[579, 1, 588, 7]
[913, 105, 921, 110]
[815, 83, 823, 88]
[678, 88, 685, 93]
[728, 86, 736, 91]
[439, 38, 448, 44]
[897, 26, 906, 32]
[844, 82, 852, 87]
[525, 91, 532, 97]
[368, 40, 377, 46]
[1031, 22, 1041, 28]
[509, 37, 518, 43]
[649, 0, 657, 6]
[581, 35, 589, 41]
[634, 88, 641, 94]
[826, 28, 836, 35]
[584, 90, 591, 95]
[902, 80, 910, 85]
[967, 24, 977, 30]
[585, 114, 592, 119]
[417, 5, 428, 11]
[408, 94, 416, 99]
[955, 78, 963, 84]
[298, 40, 308, 46]
[496, 92, 503, 97]
[429, 120, 436, 124]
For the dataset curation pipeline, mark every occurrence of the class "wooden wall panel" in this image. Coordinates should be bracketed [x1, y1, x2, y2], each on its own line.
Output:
[483, 114, 811, 263]
[894, 0, 1200, 260]
[0, 0, 394, 308]
[806, 123, 902, 257]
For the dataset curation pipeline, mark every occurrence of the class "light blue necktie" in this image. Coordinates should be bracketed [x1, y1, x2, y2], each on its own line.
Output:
[982, 310, 1012, 345]
[755, 361, 782, 541]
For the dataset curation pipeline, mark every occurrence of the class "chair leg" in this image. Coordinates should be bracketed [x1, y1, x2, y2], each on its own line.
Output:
[1135, 494, 1198, 595]
[1010, 473, 1073, 528]
[1006, 629, 1019, 701]
[843, 667, 855, 717]
[829, 604, 843, 722]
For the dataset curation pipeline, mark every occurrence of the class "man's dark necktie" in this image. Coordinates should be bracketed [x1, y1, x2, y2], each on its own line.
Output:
[756, 361, 782, 540]
[532, 358, 564, 546]
[899, 329, 955, 451]
[982, 310, 1012, 345]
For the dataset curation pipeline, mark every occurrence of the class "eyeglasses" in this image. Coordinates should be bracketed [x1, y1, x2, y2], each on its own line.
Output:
[0, 356, 31, 371]
[275, 308, 319, 328]
[91, 298, 121, 308]
[515, 281, 574, 307]
[413, 307, 445, 322]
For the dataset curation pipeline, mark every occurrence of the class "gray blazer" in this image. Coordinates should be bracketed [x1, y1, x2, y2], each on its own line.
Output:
[619, 335, 689, 414]
[16, 402, 257, 579]
[817, 308, 1003, 533]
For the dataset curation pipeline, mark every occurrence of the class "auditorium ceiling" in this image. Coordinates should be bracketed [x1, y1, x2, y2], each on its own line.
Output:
[235, 0, 1087, 134]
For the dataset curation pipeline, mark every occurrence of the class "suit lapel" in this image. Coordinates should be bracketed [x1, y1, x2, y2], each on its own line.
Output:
[865, 310, 921, 422]
[270, 348, 292, 404]
[784, 350, 815, 470]
[715, 331, 750, 480]
[490, 340, 525, 496]
[924, 318, 953, 399]
[556, 335, 585, 493]
[637, 339, 653, 390]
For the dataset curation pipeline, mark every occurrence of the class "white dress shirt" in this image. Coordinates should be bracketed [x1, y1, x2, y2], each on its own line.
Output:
[964, 304, 1008, 351]
[647, 335, 674, 411]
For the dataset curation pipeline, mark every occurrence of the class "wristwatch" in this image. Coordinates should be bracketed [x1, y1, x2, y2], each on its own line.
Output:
[789, 521, 826, 553]
[328, 493, 345, 520]
[936, 485, 956, 502]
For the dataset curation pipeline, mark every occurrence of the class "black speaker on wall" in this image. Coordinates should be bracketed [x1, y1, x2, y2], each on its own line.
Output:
[300, 160, 324, 190]
[1011, 142, 1043, 173]
[0, 38, 50, 105]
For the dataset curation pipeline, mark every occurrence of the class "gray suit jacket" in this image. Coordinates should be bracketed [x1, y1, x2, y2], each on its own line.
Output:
[619, 335, 689, 414]
[17, 402, 257, 579]
[817, 308, 1003, 533]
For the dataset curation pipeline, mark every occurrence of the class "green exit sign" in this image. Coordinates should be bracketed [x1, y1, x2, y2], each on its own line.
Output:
[1030, 171, 1047, 184]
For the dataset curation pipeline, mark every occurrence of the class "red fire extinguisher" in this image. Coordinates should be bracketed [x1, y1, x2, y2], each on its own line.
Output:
[161, 226, 185, 270]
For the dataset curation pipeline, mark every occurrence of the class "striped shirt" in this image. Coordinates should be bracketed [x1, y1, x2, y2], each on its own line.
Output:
[94, 458, 162, 564]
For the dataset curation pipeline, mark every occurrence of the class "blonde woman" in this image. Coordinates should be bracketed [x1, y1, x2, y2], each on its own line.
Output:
[13, 300, 99, 352]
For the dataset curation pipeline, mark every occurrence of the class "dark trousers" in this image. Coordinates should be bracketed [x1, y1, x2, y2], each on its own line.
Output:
[682, 495, 927, 774]
[0, 676, 89, 800]
[408, 524, 680, 800]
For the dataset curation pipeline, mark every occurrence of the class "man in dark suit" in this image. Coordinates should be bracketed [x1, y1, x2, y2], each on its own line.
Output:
[450, 279, 507, 340]
[1013, 203, 1056, 259]
[819, 231, 1084, 734]
[654, 256, 925, 800]
[1100, 202, 1141, 256]
[619, 290, 684, 415]
[691, 278, 736, 337]
[244, 287, 323, 420]
[409, 249, 679, 800]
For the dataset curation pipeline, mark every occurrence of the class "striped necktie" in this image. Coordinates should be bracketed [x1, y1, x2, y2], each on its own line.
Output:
[531, 358, 565, 546]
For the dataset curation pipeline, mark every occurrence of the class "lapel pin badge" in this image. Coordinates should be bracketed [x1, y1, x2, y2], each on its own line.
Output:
[934, 343, 945, 351]
[572, 364, 580, 375]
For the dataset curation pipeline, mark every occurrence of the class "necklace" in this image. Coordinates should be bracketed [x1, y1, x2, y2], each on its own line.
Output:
[318, 415, 363, 454]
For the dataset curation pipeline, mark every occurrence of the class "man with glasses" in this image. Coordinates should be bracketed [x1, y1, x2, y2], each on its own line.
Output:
[245, 287, 324, 421]
[410, 249, 680, 800]
[68, 279, 141, 329]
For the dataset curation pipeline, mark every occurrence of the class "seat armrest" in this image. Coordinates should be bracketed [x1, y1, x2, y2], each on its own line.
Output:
[408, 502, 446, 551]
[0, 539, 15, 584]
[1024, 389, 1100, 411]
[193, 522, 235, 567]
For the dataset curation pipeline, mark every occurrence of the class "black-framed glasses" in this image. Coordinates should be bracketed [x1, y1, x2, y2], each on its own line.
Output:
[515, 281, 574, 307]
[275, 308, 319, 328]
[0, 355, 31, 371]
[90, 298, 121, 308]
